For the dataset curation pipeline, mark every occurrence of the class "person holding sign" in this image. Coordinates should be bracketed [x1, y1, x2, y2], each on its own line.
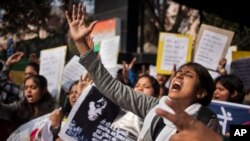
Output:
[47, 73, 93, 140]
[65, 3, 220, 141]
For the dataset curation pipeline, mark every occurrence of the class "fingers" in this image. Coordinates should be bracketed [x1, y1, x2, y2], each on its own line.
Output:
[65, 10, 72, 24]
[77, 3, 82, 20]
[81, 5, 86, 21]
[80, 73, 92, 84]
[10, 51, 24, 60]
[66, 3, 83, 24]
[12, 51, 23, 57]
[139, 65, 147, 76]
[155, 99, 180, 124]
[65, 3, 97, 33]
[72, 4, 76, 20]
[86, 20, 98, 33]
[53, 108, 62, 114]
[122, 61, 128, 69]
[156, 99, 195, 131]
[129, 57, 137, 69]
[29, 53, 39, 64]
[164, 99, 182, 114]
[82, 73, 89, 81]
[78, 4, 86, 26]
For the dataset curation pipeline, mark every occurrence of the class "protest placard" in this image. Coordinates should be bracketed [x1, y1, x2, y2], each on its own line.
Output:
[59, 85, 137, 141]
[231, 57, 250, 90]
[232, 51, 250, 61]
[39, 46, 67, 97]
[99, 36, 120, 69]
[209, 100, 250, 135]
[225, 46, 237, 73]
[61, 55, 87, 91]
[7, 114, 50, 141]
[156, 32, 192, 75]
[193, 24, 234, 70]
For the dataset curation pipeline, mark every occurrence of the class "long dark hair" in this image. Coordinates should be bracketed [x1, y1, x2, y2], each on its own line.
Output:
[17, 75, 55, 124]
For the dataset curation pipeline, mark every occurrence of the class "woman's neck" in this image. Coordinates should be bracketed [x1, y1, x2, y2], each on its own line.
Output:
[171, 99, 192, 110]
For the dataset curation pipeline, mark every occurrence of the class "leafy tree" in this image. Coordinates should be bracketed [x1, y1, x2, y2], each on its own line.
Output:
[0, 0, 56, 38]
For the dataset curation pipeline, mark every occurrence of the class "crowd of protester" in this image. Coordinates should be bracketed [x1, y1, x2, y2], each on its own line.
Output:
[0, 3, 249, 141]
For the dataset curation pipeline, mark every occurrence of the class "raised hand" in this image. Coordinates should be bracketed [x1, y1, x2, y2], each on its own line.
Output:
[138, 64, 148, 77]
[65, 3, 97, 43]
[155, 99, 222, 141]
[6, 51, 24, 66]
[49, 108, 63, 129]
[77, 73, 93, 94]
[122, 57, 137, 84]
[29, 53, 40, 64]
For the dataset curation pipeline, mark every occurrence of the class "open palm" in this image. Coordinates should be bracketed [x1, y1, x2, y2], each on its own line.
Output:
[65, 4, 97, 42]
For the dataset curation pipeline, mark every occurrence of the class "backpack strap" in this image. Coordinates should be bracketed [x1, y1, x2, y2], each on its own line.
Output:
[151, 115, 165, 140]
[197, 106, 217, 125]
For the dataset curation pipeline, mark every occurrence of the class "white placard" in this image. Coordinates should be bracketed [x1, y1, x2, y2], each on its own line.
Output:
[39, 46, 67, 97]
[7, 114, 50, 141]
[193, 24, 234, 71]
[161, 34, 190, 70]
[62, 55, 87, 91]
[106, 64, 123, 78]
[225, 46, 237, 73]
[194, 30, 228, 70]
[208, 70, 220, 80]
[156, 33, 192, 75]
[149, 65, 157, 78]
[225, 46, 237, 65]
[99, 36, 120, 68]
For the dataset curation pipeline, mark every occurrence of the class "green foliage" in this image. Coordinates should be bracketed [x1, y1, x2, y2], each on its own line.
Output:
[0, 0, 54, 37]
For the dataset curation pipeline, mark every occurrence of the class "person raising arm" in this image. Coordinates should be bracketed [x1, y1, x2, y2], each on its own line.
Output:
[66, 3, 220, 141]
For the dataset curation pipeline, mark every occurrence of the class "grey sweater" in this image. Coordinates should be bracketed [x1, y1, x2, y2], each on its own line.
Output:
[79, 51, 220, 141]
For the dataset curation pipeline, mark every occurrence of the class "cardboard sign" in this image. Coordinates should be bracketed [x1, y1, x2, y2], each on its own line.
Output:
[194, 24, 234, 70]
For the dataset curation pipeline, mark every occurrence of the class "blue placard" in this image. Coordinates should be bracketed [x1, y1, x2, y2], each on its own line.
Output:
[208, 100, 250, 135]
